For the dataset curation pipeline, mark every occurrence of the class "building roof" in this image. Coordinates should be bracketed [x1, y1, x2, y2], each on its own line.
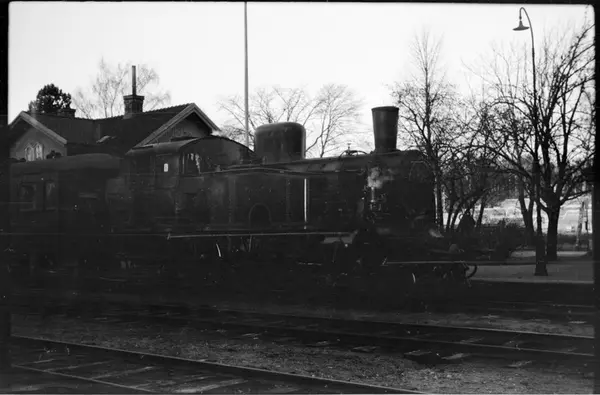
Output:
[8, 103, 220, 156]
[92, 104, 193, 150]
[22, 113, 97, 144]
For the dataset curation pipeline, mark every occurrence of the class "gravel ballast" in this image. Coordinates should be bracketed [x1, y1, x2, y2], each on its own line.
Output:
[49, 289, 592, 337]
[11, 314, 593, 394]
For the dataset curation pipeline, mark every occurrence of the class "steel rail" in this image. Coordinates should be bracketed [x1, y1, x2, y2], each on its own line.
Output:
[10, 335, 417, 394]
[12, 296, 594, 366]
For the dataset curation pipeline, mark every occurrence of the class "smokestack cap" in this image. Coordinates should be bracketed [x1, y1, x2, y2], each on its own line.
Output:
[372, 106, 400, 112]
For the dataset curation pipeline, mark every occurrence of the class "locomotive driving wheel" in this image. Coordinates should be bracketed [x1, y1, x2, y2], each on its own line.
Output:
[229, 235, 264, 263]
[323, 229, 387, 278]
[186, 238, 226, 263]
[352, 228, 388, 274]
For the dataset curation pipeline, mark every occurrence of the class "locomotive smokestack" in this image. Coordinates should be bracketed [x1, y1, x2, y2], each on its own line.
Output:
[372, 106, 399, 153]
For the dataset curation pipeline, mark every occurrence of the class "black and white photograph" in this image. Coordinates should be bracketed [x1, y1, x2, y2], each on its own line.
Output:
[0, 2, 596, 393]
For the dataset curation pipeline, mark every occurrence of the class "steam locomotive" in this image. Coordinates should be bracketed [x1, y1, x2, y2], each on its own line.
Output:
[7, 106, 446, 279]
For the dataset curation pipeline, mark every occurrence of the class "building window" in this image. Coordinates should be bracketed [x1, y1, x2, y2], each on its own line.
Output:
[25, 142, 44, 161]
[25, 147, 33, 161]
[35, 144, 43, 159]
[173, 125, 185, 137]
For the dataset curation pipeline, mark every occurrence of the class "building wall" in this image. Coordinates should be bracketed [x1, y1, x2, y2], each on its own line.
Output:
[151, 117, 211, 144]
[10, 126, 66, 161]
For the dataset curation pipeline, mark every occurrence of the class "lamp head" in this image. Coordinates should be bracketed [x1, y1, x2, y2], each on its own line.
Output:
[513, 16, 530, 31]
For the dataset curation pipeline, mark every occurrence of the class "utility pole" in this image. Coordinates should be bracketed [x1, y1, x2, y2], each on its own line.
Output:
[593, 94, 600, 395]
[244, 2, 250, 148]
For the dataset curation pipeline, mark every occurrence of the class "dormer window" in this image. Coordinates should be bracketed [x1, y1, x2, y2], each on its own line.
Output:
[25, 142, 44, 161]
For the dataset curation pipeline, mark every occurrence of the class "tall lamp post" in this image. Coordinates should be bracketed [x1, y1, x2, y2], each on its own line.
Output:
[513, 7, 548, 276]
[244, 2, 250, 148]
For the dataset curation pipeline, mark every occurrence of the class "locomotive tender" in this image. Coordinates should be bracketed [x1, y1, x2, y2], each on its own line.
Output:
[8, 106, 438, 276]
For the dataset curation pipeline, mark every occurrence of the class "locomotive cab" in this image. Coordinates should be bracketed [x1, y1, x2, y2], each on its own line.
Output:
[123, 136, 258, 231]
[124, 138, 197, 228]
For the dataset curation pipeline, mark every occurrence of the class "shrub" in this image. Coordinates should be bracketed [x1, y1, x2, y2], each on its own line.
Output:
[556, 232, 592, 251]
[452, 223, 526, 260]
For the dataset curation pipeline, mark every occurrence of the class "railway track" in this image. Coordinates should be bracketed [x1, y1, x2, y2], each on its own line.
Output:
[8, 335, 411, 394]
[11, 294, 594, 372]
[415, 299, 595, 322]
[481, 300, 594, 320]
[12, 287, 595, 325]
[125, 305, 595, 366]
[12, 279, 595, 322]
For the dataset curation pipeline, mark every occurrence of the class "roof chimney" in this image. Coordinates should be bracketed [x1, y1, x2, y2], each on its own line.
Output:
[132, 65, 137, 95]
[123, 65, 144, 119]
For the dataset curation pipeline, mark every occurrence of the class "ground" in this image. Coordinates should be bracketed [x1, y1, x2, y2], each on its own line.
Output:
[11, 314, 594, 394]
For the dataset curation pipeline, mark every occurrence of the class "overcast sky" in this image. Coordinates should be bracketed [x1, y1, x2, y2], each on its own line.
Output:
[9, 2, 591, 129]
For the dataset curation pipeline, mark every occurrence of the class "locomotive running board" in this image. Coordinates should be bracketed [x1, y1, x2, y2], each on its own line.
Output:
[166, 231, 350, 239]
[320, 231, 358, 245]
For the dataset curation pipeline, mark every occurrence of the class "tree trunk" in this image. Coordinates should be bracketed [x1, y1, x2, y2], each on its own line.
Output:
[518, 181, 535, 246]
[445, 209, 453, 233]
[450, 206, 461, 233]
[435, 173, 444, 230]
[476, 197, 486, 229]
[546, 208, 560, 261]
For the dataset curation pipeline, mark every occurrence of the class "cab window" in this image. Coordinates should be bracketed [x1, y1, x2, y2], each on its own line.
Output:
[130, 155, 156, 188]
[44, 181, 57, 210]
[183, 152, 199, 176]
[133, 155, 154, 176]
[181, 139, 255, 175]
[182, 152, 216, 175]
[19, 184, 37, 211]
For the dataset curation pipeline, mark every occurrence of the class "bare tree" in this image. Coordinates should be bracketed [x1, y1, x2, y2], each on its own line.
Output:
[306, 84, 363, 157]
[470, 20, 595, 262]
[496, 105, 537, 244]
[218, 86, 320, 149]
[443, 96, 508, 233]
[218, 84, 363, 157]
[533, 21, 595, 260]
[467, 40, 541, 244]
[390, 29, 457, 230]
[72, 58, 172, 119]
[219, 124, 255, 147]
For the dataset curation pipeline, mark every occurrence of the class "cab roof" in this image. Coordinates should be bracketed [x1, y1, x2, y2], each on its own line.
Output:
[125, 135, 255, 158]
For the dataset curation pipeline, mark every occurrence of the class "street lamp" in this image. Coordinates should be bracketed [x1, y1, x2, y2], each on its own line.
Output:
[513, 7, 548, 276]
